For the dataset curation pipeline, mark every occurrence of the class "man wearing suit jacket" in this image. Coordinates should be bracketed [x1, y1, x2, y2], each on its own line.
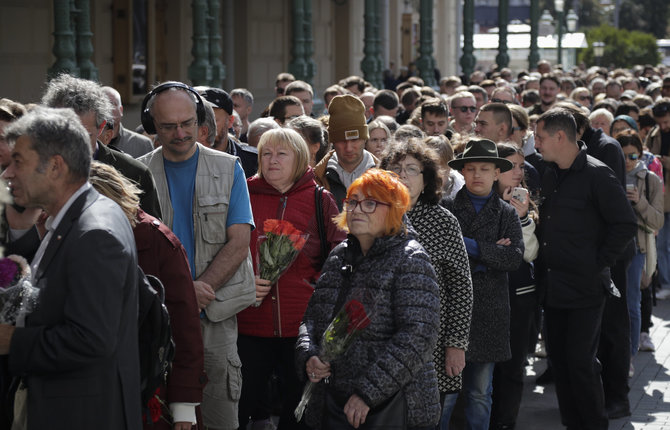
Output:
[0, 107, 142, 429]
[42, 74, 162, 220]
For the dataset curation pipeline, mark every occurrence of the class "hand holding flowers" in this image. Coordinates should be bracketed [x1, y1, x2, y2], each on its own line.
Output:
[295, 298, 374, 421]
[255, 219, 309, 305]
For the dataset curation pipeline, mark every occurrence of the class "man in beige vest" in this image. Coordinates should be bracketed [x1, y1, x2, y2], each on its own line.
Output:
[139, 81, 255, 430]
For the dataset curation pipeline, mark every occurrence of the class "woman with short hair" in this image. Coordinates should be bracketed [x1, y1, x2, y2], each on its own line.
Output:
[297, 168, 441, 430]
[380, 139, 473, 417]
[236, 128, 345, 430]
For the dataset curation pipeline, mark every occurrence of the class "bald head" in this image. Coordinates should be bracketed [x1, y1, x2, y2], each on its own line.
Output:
[102, 86, 123, 138]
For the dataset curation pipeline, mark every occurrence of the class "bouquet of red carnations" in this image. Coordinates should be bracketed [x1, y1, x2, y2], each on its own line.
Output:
[0, 254, 38, 326]
[256, 219, 309, 290]
[294, 299, 374, 421]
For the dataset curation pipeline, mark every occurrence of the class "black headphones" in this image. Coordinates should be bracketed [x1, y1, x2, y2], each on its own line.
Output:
[140, 81, 206, 134]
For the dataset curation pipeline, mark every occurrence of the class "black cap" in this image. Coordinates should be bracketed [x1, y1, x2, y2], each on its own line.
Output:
[198, 87, 233, 115]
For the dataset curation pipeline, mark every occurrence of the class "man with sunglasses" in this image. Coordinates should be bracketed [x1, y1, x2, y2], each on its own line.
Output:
[646, 98, 670, 299]
[274, 72, 295, 97]
[448, 91, 478, 135]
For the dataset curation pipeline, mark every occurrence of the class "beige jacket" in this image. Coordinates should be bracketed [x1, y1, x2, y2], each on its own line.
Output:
[139, 143, 255, 323]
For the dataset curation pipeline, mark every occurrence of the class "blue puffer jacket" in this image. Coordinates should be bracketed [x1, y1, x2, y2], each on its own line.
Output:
[296, 230, 441, 428]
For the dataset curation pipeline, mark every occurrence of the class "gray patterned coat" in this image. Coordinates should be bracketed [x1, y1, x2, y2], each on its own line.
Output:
[407, 200, 473, 393]
[442, 189, 523, 363]
[296, 230, 441, 428]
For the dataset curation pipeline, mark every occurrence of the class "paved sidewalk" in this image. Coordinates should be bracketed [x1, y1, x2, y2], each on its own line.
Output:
[516, 296, 670, 429]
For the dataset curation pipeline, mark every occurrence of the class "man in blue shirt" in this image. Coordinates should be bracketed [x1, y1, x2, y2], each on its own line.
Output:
[139, 82, 255, 430]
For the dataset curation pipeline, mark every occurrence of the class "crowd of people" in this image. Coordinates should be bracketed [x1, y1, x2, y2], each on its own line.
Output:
[0, 58, 669, 430]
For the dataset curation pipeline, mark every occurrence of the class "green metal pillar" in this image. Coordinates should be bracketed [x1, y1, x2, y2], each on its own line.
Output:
[188, 0, 212, 86]
[304, 0, 316, 85]
[495, 0, 510, 69]
[74, 0, 98, 81]
[208, 0, 225, 87]
[416, 0, 436, 86]
[49, 0, 79, 78]
[557, 9, 564, 65]
[460, 0, 476, 81]
[288, 0, 308, 81]
[361, 0, 382, 89]
[528, 0, 540, 70]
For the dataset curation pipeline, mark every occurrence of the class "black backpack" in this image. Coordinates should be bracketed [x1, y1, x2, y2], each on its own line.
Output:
[137, 267, 176, 407]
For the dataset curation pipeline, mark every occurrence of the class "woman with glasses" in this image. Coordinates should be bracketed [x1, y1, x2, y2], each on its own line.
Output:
[570, 87, 593, 109]
[296, 168, 442, 430]
[380, 139, 474, 424]
[617, 130, 664, 369]
[236, 128, 345, 430]
[365, 119, 391, 159]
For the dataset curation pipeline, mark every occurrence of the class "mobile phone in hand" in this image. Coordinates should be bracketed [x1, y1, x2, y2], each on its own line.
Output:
[512, 187, 528, 203]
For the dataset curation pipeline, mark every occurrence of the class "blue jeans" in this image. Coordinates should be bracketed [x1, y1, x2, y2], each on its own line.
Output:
[626, 250, 645, 357]
[440, 362, 495, 430]
[656, 213, 670, 289]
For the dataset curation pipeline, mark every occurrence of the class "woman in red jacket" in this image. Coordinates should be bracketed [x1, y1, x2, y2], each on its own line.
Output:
[237, 128, 345, 430]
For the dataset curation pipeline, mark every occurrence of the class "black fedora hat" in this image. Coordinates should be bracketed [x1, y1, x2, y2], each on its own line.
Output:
[448, 138, 514, 172]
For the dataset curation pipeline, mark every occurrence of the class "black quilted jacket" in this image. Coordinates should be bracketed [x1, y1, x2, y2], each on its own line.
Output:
[296, 230, 441, 428]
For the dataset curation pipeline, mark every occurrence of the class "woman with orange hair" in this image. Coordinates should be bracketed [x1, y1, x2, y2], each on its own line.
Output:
[296, 168, 441, 430]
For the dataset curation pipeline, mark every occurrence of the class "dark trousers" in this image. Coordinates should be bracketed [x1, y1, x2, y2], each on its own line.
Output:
[641, 286, 653, 333]
[490, 291, 538, 427]
[544, 302, 608, 430]
[237, 335, 311, 430]
[597, 261, 631, 410]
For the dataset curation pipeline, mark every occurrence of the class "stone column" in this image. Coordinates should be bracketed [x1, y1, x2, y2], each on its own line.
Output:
[361, 0, 382, 89]
[49, 0, 79, 78]
[208, 0, 225, 87]
[460, 0, 476, 81]
[288, 0, 308, 81]
[416, 0, 437, 86]
[528, 0, 540, 70]
[188, 0, 212, 86]
[495, 0, 510, 69]
[73, 0, 98, 80]
[304, 0, 316, 85]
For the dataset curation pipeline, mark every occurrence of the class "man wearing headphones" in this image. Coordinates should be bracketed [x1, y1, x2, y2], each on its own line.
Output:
[139, 82, 256, 430]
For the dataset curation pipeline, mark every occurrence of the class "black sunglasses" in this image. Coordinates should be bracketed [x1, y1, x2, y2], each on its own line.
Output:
[491, 98, 514, 104]
[454, 106, 477, 113]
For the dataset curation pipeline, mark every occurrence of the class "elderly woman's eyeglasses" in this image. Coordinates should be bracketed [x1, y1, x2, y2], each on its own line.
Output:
[389, 165, 423, 177]
[343, 198, 390, 213]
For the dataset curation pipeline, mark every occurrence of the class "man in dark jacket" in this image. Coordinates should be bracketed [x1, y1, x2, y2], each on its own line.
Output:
[557, 102, 633, 417]
[534, 109, 636, 430]
[41, 74, 162, 219]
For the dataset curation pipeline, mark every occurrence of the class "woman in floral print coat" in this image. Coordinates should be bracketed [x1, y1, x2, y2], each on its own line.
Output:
[380, 138, 474, 399]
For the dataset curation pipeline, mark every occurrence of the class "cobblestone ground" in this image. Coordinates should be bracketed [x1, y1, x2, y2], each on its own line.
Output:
[517, 296, 670, 429]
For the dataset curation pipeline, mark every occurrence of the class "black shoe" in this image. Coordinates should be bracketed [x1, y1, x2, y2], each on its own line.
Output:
[606, 403, 631, 419]
[536, 366, 554, 385]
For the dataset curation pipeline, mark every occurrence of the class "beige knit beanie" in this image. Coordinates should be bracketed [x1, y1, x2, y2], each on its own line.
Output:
[327, 95, 369, 143]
